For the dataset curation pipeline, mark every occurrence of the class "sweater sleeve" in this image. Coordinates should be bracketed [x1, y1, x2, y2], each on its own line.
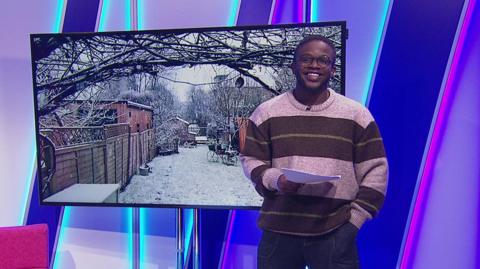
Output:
[350, 116, 389, 229]
[239, 118, 282, 197]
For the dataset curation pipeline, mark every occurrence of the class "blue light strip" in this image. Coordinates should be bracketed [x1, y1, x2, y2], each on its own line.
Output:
[53, 2, 135, 268]
[137, 0, 145, 30]
[22, 0, 66, 226]
[227, 0, 241, 26]
[310, 1, 392, 106]
[98, 0, 110, 31]
[310, 0, 318, 22]
[53, 0, 66, 33]
[364, 0, 392, 106]
[184, 208, 193, 263]
[52, 207, 71, 269]
[21, 139, 37, 225]
[50, 1, 68, 267]
[136, 4, 145, 266]
[126, 1, 135, 267]
[125, 0, 132, 30]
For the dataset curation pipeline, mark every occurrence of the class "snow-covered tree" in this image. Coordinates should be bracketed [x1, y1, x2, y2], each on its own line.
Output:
[32, 25, 343, 117]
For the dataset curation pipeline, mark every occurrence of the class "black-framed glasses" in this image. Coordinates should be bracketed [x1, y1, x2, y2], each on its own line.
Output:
[298, 55, 332, 67]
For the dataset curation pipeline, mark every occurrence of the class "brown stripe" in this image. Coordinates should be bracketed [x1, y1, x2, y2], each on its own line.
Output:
[247, 119, 270, 141]
[354, 122, 386, 163]
[241, 120, 272, 160]
[262, 194, 351, 215]
[271, 137, 353, 161]
[258, 116, 363, 142]
[355, 121, 382, 144]
[245, 136, 271, 145]
[258, 203, 351, 235]
[242, 139, 271, 160]
[356, 137, 383, 147]
[272, 134, 353, 144]
[354, 140, 386, 163]
[355, 186, 385, 216]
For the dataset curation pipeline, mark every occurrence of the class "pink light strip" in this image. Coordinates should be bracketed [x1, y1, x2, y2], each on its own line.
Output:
[399, 0, 477, 268]
[220, 210, 237, 269]
[297, 0, 304, 23]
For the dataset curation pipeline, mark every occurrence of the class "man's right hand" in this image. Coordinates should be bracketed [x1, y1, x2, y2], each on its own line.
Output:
[277, 175, 303, 193]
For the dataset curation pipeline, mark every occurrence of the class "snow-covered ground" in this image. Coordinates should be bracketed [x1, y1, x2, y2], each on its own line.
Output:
[119, 145, 263, 207]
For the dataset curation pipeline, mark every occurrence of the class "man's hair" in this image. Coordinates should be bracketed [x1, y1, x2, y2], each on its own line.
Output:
[293, 35, 336, 65]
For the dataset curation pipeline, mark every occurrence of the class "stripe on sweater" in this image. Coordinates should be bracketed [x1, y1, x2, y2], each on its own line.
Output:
[355, 186, 385, 216]
[258, 202, 351, 236]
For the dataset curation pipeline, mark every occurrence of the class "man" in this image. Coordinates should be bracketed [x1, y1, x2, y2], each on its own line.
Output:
[240, 35, 388, 269]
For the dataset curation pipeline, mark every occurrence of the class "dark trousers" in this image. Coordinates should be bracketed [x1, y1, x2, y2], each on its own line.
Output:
[257, 222, 360, 269]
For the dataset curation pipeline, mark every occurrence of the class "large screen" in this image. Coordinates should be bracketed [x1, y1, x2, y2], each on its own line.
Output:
[31, 21, 346, 209]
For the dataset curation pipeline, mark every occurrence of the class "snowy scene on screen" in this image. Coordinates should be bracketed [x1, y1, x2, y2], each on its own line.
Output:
[31, 24, 344, 208]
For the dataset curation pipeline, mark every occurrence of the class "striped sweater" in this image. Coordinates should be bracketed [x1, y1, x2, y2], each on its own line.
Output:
[240, 89, 388, 236]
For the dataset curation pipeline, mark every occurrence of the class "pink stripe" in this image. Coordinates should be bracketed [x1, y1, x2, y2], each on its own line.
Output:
[239, 155, 268, 178]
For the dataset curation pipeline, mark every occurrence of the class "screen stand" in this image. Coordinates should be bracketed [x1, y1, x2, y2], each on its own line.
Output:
[176, 208, 184, 269]
[176, 208, 201, 269]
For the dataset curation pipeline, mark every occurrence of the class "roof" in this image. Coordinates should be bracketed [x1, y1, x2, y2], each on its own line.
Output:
[175, 117, 190, 125]
[69, 99, 153, 111]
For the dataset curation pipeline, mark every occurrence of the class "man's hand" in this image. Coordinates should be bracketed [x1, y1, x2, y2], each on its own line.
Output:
[277, 175, 303, 193]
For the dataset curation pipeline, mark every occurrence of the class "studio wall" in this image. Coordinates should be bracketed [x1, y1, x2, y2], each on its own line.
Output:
[0, 1, 478, 269]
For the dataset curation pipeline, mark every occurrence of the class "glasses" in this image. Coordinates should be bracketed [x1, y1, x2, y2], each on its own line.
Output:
[298, 55, 332, 67]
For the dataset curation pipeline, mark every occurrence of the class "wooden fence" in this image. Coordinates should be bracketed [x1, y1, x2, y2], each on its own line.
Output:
[41, 124, 155, 199]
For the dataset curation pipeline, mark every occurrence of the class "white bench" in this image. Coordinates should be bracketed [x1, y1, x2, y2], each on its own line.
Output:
[44, 184, 120, 203]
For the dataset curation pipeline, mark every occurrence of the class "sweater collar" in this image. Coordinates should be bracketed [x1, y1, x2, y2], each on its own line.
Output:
[286, 88, 336, 112]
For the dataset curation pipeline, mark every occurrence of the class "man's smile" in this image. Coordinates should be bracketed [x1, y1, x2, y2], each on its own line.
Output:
[305, 72, 322, 81]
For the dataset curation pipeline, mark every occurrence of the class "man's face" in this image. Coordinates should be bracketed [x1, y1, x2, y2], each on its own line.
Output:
[291, 40, 336, 92]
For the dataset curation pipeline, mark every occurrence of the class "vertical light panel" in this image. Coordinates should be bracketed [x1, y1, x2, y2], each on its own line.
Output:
[137, 0, 235, 30]
[138, 208, 177, 269]
[271, 0, 305, 24]
[139, 208, 145, 268]
[137, 0, 145, 31]
[25, 0, 67, 228]
[54, 0, 67, 33]
[399, 0, 478, 268]
[309, 0, 318, 23]
[98, 0, 111, 31]
[125, 0, 132, 31]
[311, 0, 391, 104]
[53, 1, 135, 268]
[98, 0, 132, 31]
[0, 0, 66, 227]
[128, 208, 134, 269]
[52, 207, 70, 269]
[363, 0, 392, 106]
[219, 211, 237, 269]
[227, 0, 241, 26]
[53, 207, 135, 268]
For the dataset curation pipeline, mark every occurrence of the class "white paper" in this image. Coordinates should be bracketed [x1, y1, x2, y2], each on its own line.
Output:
[281, 168, 341, 184]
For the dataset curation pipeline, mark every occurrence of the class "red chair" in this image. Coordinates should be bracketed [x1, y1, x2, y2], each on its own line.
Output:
[0, 224, 49, 269]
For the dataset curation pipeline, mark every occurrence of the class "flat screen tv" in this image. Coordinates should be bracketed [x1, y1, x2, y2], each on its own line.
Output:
[31, 21, 347, 209]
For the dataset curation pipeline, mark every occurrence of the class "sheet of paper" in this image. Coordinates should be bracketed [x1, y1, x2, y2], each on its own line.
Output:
[281, 168, 341, 184]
